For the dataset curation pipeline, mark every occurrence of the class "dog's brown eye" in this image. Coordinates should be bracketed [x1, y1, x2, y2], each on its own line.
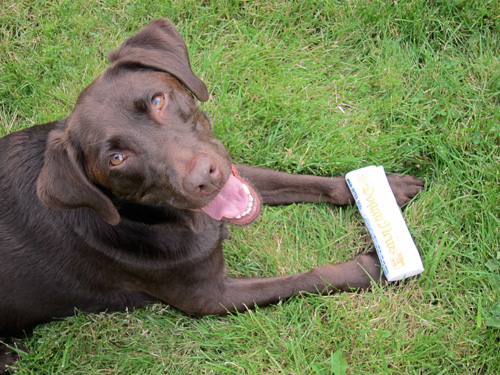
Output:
[151, 94, 165, 111]
[110, 153, 125, 166]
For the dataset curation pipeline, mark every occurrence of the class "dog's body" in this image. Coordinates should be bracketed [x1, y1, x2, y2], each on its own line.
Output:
[0, 19, 424, 372]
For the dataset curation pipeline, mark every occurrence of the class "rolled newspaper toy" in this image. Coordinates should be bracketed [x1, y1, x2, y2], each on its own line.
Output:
[345, 166, 424, 281]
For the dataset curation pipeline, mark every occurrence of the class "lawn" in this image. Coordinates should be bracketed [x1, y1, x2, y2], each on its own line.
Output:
[1, 0, 499, 373]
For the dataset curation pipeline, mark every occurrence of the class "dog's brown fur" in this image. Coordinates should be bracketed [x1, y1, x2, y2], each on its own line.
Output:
[0, 19, 424, 372]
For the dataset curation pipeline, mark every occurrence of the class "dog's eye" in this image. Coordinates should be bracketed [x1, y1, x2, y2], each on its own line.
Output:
[109, 153, 125, 166]
[151, 94, 166, 111]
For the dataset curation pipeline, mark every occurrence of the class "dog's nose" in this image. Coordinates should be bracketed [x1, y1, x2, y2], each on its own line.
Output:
[183, 155, 222, 197]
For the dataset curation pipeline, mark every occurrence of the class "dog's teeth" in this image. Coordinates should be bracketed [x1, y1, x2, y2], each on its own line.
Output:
[228, 184, 256, 221]
[245, 201, 254, 214]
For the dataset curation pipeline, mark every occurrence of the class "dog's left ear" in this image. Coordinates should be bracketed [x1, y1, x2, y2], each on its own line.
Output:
[108, 18, 209, 102]
[37, 129, 121, 225]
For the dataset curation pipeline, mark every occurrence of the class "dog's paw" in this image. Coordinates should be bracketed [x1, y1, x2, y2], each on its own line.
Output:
[386, 174, 425, 206]
[353, 252, 386, 287]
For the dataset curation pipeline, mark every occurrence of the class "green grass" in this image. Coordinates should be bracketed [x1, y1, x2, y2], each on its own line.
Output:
[1, 0, 500, 373]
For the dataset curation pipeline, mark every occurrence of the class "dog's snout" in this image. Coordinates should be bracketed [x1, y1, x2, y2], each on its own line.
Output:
[183, 155, 222, 198]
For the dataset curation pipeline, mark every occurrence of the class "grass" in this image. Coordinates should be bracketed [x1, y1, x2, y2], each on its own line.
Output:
[1, 0, 500, 373]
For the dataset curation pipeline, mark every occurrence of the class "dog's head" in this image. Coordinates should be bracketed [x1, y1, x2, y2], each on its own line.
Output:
[36, 19, 260, 226]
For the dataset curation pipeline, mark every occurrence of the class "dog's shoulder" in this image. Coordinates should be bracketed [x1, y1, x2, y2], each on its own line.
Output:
[0, 120, 66, 166]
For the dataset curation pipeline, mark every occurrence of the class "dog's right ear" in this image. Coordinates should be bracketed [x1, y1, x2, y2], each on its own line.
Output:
[107, 18, 209, 102]
[37, 129, 121, 225]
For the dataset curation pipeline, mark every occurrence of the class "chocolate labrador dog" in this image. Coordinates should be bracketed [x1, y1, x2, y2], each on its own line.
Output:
[0, 18, 424, 372]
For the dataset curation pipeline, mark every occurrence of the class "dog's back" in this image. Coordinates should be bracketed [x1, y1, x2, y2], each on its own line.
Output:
[0, 122, 68, 335]
[0, 122, 142, 336]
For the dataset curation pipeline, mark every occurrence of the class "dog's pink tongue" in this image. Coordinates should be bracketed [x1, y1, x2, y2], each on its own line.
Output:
[200, 173, 249, 220]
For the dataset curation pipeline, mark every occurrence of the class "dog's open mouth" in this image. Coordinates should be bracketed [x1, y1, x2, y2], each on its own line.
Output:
[197, 165, 261, 225]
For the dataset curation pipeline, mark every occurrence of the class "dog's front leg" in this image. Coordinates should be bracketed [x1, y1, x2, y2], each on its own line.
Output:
[235, 164, 424, 207]
[168, 252, 383, 317]
[235, 164, 353, 206]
